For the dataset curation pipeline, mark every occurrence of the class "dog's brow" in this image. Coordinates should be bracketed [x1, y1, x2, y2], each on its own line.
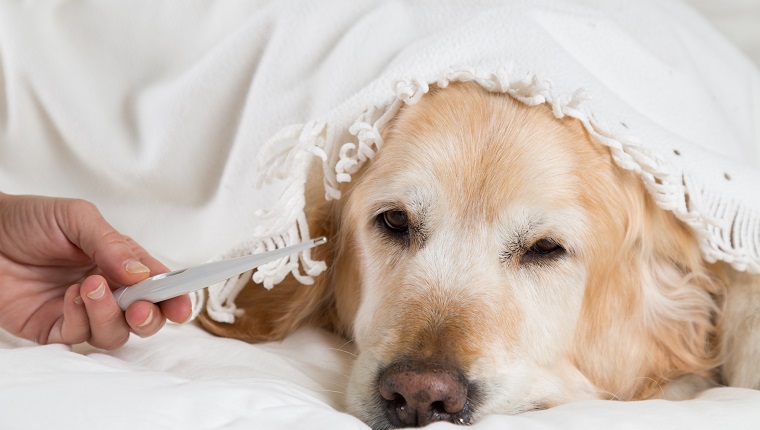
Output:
[498, 221, 538, 263]
[372, 189, 430, 216]
[499, 237, 525, 263]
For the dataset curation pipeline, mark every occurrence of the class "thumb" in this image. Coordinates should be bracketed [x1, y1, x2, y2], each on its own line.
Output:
[56, 199, 156, 286]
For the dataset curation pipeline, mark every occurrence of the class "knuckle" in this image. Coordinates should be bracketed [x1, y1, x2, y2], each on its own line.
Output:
[99, 229, 128, 247]
[67, 198, 99, 217]
[88, 307, 130, 349]
[97, 306, 126, 327]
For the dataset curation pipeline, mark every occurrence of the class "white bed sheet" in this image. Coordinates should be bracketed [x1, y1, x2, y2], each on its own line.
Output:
[2, 323, 760, 429]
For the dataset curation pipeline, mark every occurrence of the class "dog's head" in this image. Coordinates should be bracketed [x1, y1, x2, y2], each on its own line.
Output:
[333, 82, 722, 427]
[201, 82, 722, 429]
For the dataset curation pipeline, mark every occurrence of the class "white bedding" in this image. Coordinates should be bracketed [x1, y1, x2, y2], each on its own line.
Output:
[2, 324, 760, 429]
[1, 0, 760, 429]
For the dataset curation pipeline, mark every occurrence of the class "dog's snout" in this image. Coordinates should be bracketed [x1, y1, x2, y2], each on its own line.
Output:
[378, 361, 473, 427]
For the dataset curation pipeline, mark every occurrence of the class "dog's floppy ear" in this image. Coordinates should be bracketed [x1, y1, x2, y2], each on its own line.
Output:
[634, 195, 724, 387]
[197, 270, 331, 343]
[574, 170, 724, 399]
[197, 175, 345, 343]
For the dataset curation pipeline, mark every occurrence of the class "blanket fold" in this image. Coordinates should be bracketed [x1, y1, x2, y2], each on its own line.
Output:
[1, 0, 758, 324]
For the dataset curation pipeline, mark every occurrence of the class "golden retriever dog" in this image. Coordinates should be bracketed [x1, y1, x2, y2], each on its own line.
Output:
[200, 82, 760, 428]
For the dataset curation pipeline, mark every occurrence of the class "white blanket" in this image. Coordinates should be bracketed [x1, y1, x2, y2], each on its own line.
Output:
[4, 0, 760, 323]
[1, 0, 760, 428]
[2, 324, 760, 429]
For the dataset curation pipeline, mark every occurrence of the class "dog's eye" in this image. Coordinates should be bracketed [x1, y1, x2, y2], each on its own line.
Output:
[530, 239, 561, 254]
[522, 239, 564, 263]
[379, 210, 409, 234]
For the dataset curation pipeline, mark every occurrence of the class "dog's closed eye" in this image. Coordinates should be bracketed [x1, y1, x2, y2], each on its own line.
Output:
[522, 239, 565, 264]
[500, 236, 566, 266]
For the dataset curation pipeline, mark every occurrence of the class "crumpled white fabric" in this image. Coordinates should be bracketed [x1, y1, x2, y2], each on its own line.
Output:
[3, 0, 759, 322]
[1, 324, 760, 430]
[1, 0, 759, 317]
[1, 0, 760, 428]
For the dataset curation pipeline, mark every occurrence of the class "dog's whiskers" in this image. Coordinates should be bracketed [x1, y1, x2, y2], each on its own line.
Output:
[324, 347, 358, 358]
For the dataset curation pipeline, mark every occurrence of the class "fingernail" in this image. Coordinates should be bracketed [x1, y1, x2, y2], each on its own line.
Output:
[137, 308, 154, 328]
[73, 295, 83, 305]
[125, 259, 150, 274]
[86, 281, 106, 300]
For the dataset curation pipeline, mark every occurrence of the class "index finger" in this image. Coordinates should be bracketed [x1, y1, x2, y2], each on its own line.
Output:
[124, 236, 170, 275]
[56, 199, 164, 286]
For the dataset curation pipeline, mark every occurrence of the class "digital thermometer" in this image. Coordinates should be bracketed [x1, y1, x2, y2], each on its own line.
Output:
[113, 237, 327, 310]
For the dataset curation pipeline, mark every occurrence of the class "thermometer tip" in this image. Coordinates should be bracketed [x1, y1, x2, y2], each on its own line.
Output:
[313, 236, 328, 246]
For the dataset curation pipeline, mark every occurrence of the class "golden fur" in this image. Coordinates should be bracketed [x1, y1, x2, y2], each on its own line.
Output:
[200, 82, 759, 428]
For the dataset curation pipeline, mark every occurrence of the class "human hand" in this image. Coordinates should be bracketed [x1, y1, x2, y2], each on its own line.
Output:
[0, 193, 192, 349]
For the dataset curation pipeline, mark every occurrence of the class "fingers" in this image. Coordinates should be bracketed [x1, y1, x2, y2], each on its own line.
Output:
[78, 276, 131, 349]
[159, 294, 193, 324]
[52, 198, 194, 347]
[58, 284, 91, 345]
[55, 199, 160, 286]
[58, 275, 192, 349]
[123, 236, 170, 275]
[124, 301, 165, 338]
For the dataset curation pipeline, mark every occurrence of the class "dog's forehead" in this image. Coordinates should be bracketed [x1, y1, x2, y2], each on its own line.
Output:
[375, 83, 598, 222]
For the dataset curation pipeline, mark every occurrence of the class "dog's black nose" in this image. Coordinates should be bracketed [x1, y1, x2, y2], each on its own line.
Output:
[378, 361, 472, 427]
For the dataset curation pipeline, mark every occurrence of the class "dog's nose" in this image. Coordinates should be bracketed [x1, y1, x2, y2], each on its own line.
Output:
[378, 361, 472, 427]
